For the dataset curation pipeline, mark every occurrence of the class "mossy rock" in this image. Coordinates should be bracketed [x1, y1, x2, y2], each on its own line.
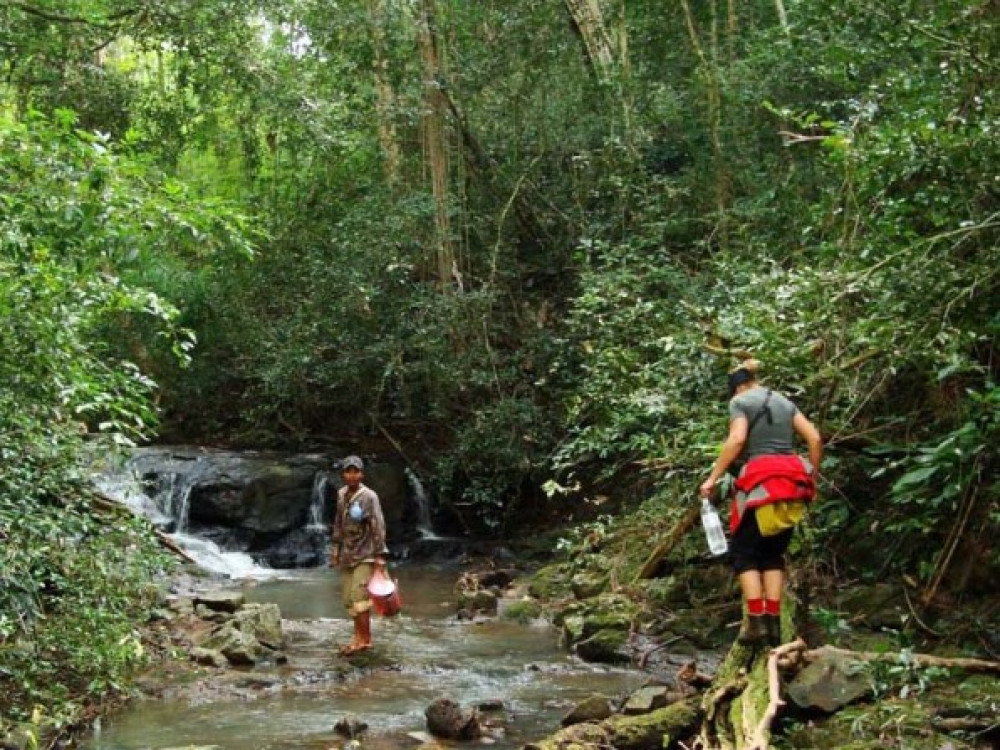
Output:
[528, 563, 572, 600]
[571, 571, 609, 599]
[575, 627, 630, 663]
[665, 606, 735, 649]
[562, 600, 636, 664]
[636, 575, 691, 608]
[500, 599, 544, 623]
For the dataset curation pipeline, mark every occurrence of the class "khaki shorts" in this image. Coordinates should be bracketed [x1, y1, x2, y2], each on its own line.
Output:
[341, 562, 374, 615]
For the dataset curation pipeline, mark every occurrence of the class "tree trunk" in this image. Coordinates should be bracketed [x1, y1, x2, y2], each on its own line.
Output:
[369, 0, 401, 186]
[524, 698, 701, 750]
[564, 0, 618, 84]
[679, 0, 729, 238]
[415, 0, 455, 291]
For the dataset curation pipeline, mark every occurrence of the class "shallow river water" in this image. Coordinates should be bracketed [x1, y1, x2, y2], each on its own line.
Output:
[85, 564, 651, 750]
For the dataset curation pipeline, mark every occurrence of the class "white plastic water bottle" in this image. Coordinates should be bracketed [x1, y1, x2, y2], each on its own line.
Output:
[701, 498, 728, 556]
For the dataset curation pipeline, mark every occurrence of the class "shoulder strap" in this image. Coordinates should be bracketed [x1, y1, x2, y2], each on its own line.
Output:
[747, 389, 773, 433]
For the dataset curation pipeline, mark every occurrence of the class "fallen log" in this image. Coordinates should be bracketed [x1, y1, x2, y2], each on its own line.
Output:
[635, 504, 702, 581]
[522, 697, 701, 750]
[804, 645, 1000, 675]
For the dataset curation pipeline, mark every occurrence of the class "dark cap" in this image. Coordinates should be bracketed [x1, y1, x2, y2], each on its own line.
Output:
[340, 455, 364, 471]
[727, 368, 755, 397]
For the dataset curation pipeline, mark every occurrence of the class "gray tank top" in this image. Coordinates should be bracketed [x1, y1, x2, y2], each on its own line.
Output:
[729, 385, 799, 461]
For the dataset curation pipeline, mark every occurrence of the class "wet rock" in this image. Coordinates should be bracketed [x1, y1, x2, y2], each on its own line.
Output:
[497, 597, 544, 623]
[527, 564, 571, 600]
[190, 647, 228, 668]
[195, 590, 245, 613]
[458, 589, 498, 615]
[425, 697, 482, 740]
[563, 606, 634, 664]
[476, 699, 506, 712]
[232, 602, 284, 649]
[475, 568, 517, 589]
[195, 604, 231, 623]
[622, 686, 671, 715]
[165, 595, 195, 615]
[560, 694, 612, 726]
[334, 715, 369, 738]
[787, 650, 871, 712]
[233, 674, 282, 689]
[200, 623, 267, 665]
[575, 628, 630, 664]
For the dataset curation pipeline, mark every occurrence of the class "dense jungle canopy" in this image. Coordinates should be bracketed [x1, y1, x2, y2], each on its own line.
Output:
[1, 0, 999, 738]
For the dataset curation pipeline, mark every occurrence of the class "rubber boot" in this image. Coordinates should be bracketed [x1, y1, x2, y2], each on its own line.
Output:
[736, 615, 767, 646]
[764, 613, 781, 648]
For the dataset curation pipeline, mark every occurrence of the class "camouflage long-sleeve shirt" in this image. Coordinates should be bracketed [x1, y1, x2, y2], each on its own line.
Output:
[331, 483, 388, 567]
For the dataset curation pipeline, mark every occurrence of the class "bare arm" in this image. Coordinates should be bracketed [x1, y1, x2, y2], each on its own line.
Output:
[700, 416, 748, 498]
[330, 490, 344, 566]
[369, 491, 389, 566]
[793, 411, 823, 475]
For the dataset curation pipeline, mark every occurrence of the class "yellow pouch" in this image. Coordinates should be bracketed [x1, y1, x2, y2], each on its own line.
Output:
[755, 501, 806, 536]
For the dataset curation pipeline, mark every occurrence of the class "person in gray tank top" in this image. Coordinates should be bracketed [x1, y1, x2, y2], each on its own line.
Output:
[699, 360, 823, 648]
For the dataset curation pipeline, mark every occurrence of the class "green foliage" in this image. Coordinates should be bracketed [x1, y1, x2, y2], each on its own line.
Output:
[0, 108, 250, 728]
[3, 3, 1000, 732]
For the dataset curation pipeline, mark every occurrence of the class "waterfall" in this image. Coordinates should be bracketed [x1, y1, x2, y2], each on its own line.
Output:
[158, 472, 194, 534]
[93, 461, 276, 580]
[306, 471, 328, 531]
[406, 468, 439, 540]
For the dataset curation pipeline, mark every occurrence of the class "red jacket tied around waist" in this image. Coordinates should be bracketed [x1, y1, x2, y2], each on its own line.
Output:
[730, 454, 816, 533]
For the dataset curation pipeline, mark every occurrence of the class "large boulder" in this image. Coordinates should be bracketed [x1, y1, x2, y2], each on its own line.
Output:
[787, 650, 872, 712]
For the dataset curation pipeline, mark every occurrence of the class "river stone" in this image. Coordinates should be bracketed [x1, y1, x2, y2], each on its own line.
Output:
[166, 595, 195, 615]
[561, 694, 613, 726]
[787, 651, 872, 712]
[622, 686, 670, 715]
[425, 697, 481, 740]
[190, 647, 228, 668]
[575, 628, 630, 664]
[195, 590, 245, 613]
[528, 564, 571, 600]
[458, 589, 498, 614]
[201, 623, 267, 665]
[232, 602, 284, 649]
[334, 715, 369, 738]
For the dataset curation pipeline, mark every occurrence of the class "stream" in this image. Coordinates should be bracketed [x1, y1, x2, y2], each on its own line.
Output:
[84, 564, 652, 750]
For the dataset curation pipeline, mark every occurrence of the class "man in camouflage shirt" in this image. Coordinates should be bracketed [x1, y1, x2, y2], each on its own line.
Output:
[330, 455, 388, 655]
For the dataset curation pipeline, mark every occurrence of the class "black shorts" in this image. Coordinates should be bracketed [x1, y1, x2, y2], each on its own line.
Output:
[729, 506, 794, 574]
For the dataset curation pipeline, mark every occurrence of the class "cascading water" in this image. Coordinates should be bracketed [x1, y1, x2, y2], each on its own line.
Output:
[306, 471, 328, 531]
[406, 468, 440, 540]
[93, 458, 275, 579]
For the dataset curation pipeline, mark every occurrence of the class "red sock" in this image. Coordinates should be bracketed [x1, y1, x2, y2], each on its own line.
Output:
[764, 599, 781, 616]
[747, 598, 765, 616]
